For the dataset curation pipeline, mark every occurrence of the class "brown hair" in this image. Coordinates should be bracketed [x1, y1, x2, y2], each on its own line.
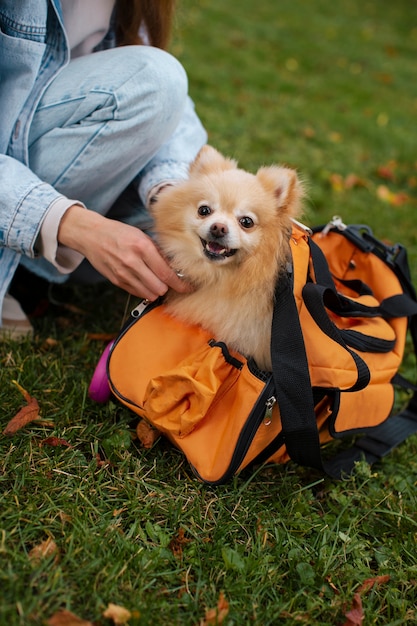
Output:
[115, 0, 176, 49]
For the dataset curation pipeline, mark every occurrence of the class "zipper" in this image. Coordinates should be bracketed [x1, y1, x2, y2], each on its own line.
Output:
[191, 377, 278, 485]
[263, 396, 276, 426]
[115, 297, 163, 336]
[107, 297, 164, 398]
[131, 299, 151, 318]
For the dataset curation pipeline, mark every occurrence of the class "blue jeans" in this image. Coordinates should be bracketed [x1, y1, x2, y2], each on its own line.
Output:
[20, 45, 207, 282]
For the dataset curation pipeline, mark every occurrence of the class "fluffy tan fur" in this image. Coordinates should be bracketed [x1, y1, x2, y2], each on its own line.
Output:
[151, 145, 303, 371]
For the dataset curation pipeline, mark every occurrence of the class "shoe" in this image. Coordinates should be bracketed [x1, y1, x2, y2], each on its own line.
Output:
[9, 264, 50, 316]
[0, 293, 34, 340]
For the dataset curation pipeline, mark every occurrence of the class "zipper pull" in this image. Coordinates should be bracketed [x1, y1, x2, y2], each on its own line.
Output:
[291, 218, 313, 235]
[131, 299, 150, 318]
[263, 396, 276, 426]
[320, 215, 347, 237]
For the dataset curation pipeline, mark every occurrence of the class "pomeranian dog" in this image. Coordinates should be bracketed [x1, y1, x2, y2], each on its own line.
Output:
[151, 145, 303, 371]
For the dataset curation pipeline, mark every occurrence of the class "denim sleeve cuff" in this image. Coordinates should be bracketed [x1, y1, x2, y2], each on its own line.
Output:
[38, 198, 86, 274]
[137, 161, 190, 208]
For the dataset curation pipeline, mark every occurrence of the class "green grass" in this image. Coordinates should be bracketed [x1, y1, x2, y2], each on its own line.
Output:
[1, 1, 417, 624]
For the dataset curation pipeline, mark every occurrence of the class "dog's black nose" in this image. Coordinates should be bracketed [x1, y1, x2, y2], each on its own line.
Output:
[210, 223, 228, 238]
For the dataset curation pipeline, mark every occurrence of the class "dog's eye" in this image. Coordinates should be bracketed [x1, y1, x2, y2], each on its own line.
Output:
[239, 216, 254, 229]
[198, 205, 212, 217]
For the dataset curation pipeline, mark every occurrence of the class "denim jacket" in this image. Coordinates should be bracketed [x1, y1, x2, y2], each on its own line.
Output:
[0, 1, 207, 313]
[0, 1, 122, 247]
[0, 1, 71, 305]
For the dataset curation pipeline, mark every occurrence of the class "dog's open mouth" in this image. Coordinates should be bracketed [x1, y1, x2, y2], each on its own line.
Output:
[200, 238, 237, 260]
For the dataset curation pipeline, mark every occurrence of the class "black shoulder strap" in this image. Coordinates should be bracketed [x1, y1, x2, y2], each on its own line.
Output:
[271, 240, 417, 479]
[270, 272, 323, 471]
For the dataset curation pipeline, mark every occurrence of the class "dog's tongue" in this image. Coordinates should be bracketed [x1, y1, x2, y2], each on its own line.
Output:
[207, 241, 226, 254]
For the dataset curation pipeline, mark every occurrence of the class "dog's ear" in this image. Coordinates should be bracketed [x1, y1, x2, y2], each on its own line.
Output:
[189, 145, 237, 176]
[256, 166, 302, 215]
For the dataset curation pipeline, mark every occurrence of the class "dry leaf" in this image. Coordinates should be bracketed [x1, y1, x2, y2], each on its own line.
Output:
[87, 332, 117, 342]
[200, 592, 229, 626]
[329, 131, 342, 143]
[29, 537, 59, 565]
[344, 174, 367, 189]
[329, 173, 367, 192]
[136, 419, 160, 449]
[40, 437, 72, 448]
[102, 603, 131, 625]
[325, 575, 340, 595]
[279, 612, 308, 622]
[329, 173, 344, 192]
[168, 528, 191, 559]
[95, 452, 113, 468]
[113, 507, 127, 517]
[377, 166, 395, 181]
[3, 381, 40, 435]
[342, 593, 364, 626]
[376, 185, 409, 206]
[357, 574, 390, 593]
[302, 126, 316, 138]
[61, 303, 87, 315]
[46, 609, 94, 626]
[59, 511, 72, 525]
[41, 337, 59, 349]
[33, 419, 56, 428]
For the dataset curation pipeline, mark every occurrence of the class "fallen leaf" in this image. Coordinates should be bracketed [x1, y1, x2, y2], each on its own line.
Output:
[302, 126, 316, 138]
[95, 452, 113, 468]
[56, 317, 73, 329]
[40, 437, 72, 448]
[342, 593, 364, 626]
[33, 419, 56, 428]
[59, 511, 72, 525]
[41, 337, 59, 349]
[87, 332, 117, 342]
[384, 45, 398, 57]
[375, 73, 393, 85]
[46, 609, 94, 626]
[168, 528, 191, 559]
[136, 419, 160, 449]
[376, 163, 396, 181]
[200, 592, 229, 626]
[329, 173, 345, 192]
[279, 612, 309, 622]
[377, 184, 393, 202]
[376, 185, 410, 206]
[3, 381, 40, 435]
[62, 303, 87, 315]
[329, 131, 342, 143]
[102, 603, 131, 625]
[325, 575, 340, 595]
[329, 173, 367, 192]
[29, 537, 59, 565]
[344, 174, 367, 189]
[357, 574, 390, 593]
[391, 192, 410, 206]
[113, 507, 127, 517]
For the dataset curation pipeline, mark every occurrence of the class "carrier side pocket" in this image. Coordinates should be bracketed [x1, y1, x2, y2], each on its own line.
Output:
[144, 341, 243, 437]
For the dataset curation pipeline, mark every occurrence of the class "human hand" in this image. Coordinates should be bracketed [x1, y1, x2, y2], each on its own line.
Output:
[58, 205, 190, 300]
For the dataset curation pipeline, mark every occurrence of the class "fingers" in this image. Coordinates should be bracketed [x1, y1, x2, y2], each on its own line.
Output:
[141, 244, 191, 295]
[109, 232, 183, 300]
[96, 224, 190, 300]
[59, 208, 190, 300]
